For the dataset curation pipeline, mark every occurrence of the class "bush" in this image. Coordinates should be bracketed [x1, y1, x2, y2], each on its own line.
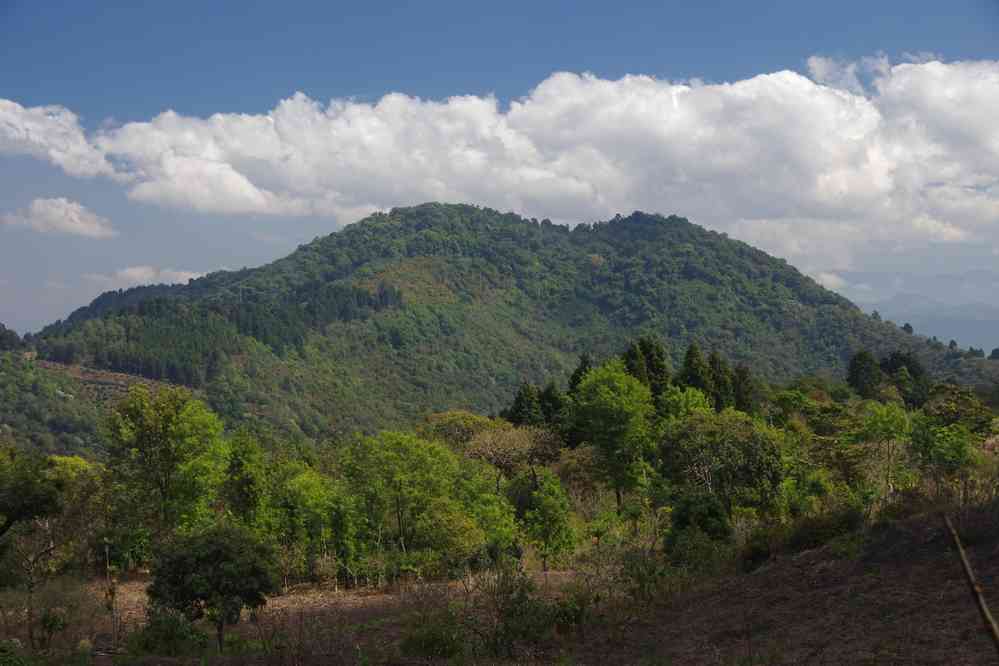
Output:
[669, 491, 732, 543]
[668, 527, 735, 576]
[785, 503, 864, 553]
[127, 607, 208, 657]
[400, 607, 465, 660]
[0, 640, 29, 666]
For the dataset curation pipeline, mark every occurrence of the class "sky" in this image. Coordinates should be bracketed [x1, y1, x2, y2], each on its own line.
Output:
[2, 0, 999, 333]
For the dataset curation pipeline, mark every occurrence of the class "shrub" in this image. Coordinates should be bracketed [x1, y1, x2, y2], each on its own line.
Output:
[400, 607, 465, 660]
[127, 607, 208, 657]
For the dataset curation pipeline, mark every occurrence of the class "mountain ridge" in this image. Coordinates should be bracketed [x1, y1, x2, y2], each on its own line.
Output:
[28, 203, 999, 438]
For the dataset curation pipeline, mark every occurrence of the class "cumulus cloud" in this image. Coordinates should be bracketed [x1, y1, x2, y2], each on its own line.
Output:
[2, 57, 999, 283]
[1, 198, 117, 238]
[0, 100, 112, 177]
[83, 266, 203, 289]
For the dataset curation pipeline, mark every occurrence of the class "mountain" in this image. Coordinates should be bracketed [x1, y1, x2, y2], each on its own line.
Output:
[29, 203, 999, 438]
[872, 292, 999, 353]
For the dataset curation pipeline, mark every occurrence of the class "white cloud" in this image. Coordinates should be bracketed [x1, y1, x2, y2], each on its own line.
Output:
[0, 100, 112, 177]
[814, 271, 847, 290]
[83, 266, 203, 289]
[2, 57, 999, 280]
[1, 198, 117, 238]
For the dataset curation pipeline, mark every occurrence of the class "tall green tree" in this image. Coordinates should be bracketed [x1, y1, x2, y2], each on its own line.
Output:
[503, 384, 544, 427]
[571, 360, 654, 511]
[568, 353, 594, 395]
[707, 351, 735, 411]
[622, 342, 650, 387]
[538, 382, 568, 429]
[506, 468, 575, 571]
[678, 343, 714, 402]
[105, 386, 229, 539]
[0, 448, 61, 542]
[855, 401, 911, 503]
[148, 522, 278, 653]
[847, 351, 883, 399]
[660, 409, 784, 515]
[637, 336, 671, 399]
[732, 364, 762, 414]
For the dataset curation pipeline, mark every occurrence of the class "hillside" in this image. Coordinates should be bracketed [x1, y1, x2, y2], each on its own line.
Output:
[30, 203, 999, 438]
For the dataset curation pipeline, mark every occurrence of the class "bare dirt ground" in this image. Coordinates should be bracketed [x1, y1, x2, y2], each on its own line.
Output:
[83, 506, 999, 665]
[568, 508, 999, 665]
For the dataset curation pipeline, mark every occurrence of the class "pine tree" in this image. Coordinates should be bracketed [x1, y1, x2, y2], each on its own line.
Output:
[679, 342, 715, 402]
[732, 364, 760, 414]
[568, 353, 594, 395]
[538, 381, 568, 429]
[637, 336, 671, 398]
[622, 342, 650, 387]
[708, 351, 735, 411]
[503, 383, 544, 427]
[847, 351, 883, 399]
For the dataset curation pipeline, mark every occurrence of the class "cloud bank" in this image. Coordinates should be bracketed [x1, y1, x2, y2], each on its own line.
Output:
[1, 198, 117, 238]
[2, 56, 998, 285]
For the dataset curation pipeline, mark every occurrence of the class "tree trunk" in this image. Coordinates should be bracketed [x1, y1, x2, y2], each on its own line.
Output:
[615, 488, 623, 514]
[216, 621, 225, 654]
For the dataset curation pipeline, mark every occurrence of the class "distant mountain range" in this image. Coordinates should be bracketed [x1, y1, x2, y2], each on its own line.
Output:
[871, 293, 999, 353]
[23, 203, 999, 439]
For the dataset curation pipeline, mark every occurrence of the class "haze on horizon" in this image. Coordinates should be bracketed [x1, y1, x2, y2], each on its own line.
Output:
[2, 0, 998, 338]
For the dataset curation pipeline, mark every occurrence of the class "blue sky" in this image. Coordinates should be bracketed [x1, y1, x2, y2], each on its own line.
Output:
[2, 0, 999, 332]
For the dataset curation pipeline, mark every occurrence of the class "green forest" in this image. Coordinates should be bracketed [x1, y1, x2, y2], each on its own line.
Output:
[2, 335, 997, 662]
[27, 204, 999, 441]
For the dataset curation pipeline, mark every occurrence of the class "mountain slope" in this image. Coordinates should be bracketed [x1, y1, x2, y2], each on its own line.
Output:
[31, 203, 999, 437]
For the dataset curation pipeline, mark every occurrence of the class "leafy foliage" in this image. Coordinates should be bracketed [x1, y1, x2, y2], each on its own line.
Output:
[147, 522, 278, 652]
[28, 203, 988, 438]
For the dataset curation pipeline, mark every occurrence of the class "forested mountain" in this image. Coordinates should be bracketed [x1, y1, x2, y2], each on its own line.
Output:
[29, 203, 999, 438]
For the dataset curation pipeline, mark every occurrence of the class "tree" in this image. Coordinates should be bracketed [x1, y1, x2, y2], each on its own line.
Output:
[910, 415, 976, 496]
[538, 382, 568, 430]
[847, 351, 883, 399]
[637, 336, 671, 399]
[0, 323, 21, 351]
[1, 455, 104, 648]
[417, 410, 502, 451]
[990, 348, 999, 361]
[855, 401, 911, 504]
[147, 523, 278, 652]
[678, 343, 714, 402]
[0, 448, 61, 542]
[571, 360, 654, 511]
[732, 364, 762, 414]
[707, 351, 735, 411]
[660, 409, 783, 515]
[502, 384, 544, 427]
[622, 341, 650, 387]
[658, 385, 712, 422]
[567, 353, 593, 395]
[506, 469, 575, 571]
[902, 323, 914, 334]
[105, 386, 229, 539]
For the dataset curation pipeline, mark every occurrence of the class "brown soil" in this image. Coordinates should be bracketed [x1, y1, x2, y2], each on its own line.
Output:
[568, 506, 999, 665]
[75, 506, 999, 665]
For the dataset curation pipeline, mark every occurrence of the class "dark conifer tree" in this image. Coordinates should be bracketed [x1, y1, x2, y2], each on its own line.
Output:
[503, 383, 544, 427]
[538, 381, 568, 429]
[708, 351, 735, 411]
[679, 342, 715, 402]
[637, 336, 671, 398]
[568, 353, 593, 395]
[732, 364, 760, 414]
[847, 350, 883, 399]
[622, 342, 650, 387]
